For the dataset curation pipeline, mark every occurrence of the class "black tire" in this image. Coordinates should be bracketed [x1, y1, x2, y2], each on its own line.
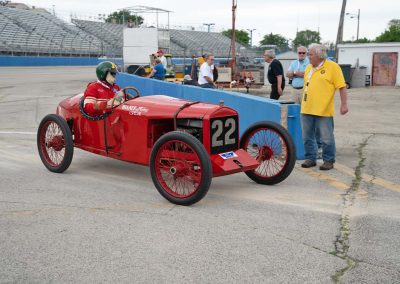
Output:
[240, 121, 296, 185]
[150, 131, 212, 206]
[37, 114, 74, 173]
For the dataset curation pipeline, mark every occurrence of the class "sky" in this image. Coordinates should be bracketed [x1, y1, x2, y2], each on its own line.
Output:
[23, 0, 400, 45]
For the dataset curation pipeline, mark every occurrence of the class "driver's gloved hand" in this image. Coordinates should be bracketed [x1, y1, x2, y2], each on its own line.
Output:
[114, 91, 125, 103]
[107, 98, 116, 107]
[115, 96, 124, 103]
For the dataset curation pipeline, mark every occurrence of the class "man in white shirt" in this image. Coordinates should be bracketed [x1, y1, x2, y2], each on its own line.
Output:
[157, 49, 167, 69]
[198, 54, 216, 88]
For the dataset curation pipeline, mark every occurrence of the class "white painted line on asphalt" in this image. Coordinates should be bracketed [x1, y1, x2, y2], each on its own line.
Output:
[0, 131, 36, 135]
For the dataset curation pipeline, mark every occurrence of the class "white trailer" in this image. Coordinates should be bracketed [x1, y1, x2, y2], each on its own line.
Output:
[123, 28, 158, 74]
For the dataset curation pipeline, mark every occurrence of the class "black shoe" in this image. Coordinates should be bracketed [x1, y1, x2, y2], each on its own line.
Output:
[320, 162, 334, 170]
[301, 159, 316, 168]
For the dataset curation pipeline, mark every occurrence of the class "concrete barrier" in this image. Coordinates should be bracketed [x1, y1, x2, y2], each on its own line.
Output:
[116, 73, 305, 159]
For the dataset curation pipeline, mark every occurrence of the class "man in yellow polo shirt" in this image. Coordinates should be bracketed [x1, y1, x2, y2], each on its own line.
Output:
[301, 44, 349, 170]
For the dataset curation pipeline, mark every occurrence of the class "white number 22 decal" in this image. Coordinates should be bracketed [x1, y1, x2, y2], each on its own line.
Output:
[211, 118, 236, 147]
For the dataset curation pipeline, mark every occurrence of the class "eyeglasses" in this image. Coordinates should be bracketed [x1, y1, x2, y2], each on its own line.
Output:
[110, 72, 117, 77]
[298, 52, 306, 55]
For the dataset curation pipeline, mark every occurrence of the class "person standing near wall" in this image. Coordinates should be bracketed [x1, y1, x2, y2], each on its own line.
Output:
[301, 44, 349, 170]
[264, 49, 285, 100]
[286, 46, 309, 104]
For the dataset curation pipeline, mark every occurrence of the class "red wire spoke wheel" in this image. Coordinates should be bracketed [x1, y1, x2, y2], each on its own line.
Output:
[37, 114, 74, 173]
[240, 121, 296, 185]
[150, 131, 212, 205]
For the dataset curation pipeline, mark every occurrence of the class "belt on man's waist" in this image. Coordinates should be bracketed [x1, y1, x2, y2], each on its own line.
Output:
[293, 87, 303, 90]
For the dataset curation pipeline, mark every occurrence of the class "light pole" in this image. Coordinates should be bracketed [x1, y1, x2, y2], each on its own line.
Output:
[246, 28, 256, 46]
[203, 23, 215, 32]
[98, 14, 106, 56]
[346, 9, 360, 40]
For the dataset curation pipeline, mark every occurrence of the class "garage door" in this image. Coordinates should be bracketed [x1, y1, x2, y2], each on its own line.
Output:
[372, 52, 398, 86]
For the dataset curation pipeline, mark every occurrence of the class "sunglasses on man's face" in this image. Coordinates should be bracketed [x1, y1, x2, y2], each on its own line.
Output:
[298, 52, 306, 55]
[110, 72, 117, 77]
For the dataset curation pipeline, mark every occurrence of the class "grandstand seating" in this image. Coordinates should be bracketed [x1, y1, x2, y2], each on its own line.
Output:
[0, 6, 101, 55]
[0, 6, 255, 58]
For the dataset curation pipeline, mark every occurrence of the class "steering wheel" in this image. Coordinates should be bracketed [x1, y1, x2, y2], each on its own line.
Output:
[109, 86, 141, 109]
[122, 86, 141, 100]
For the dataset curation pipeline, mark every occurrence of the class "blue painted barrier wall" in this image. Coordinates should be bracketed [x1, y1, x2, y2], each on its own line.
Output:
[0, 56, 123, 67]
[116, 73, 305, 159]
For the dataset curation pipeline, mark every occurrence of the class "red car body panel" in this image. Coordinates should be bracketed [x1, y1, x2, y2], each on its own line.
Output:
[56, 94, 259, 176]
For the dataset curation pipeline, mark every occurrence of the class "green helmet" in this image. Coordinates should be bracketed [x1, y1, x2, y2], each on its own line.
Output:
[96, 61, 118, 81]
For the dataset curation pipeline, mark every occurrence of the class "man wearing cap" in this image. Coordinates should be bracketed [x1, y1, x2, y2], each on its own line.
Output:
[183, 74, 198, 86]
[156, 49, 167, 69]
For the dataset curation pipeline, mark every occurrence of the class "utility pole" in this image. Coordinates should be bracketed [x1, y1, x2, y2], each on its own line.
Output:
[247, 28, 256, 46]
[231, 0, 237, 76]
[335, 0, 347, 61]
[203, 23, 215, 32]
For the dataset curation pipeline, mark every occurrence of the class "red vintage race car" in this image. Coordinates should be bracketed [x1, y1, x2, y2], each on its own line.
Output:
[37, 87, 296, 205]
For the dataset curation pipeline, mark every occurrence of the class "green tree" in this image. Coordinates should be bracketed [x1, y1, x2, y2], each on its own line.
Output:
[292, 29, 321, 48]
[353, 37, 371, 43]
[0, 0, 11, 6]
[375, 19, 400, 42]
[222, 29, 250, 46]
[105, 10, 143, 25]
[388, 19, 400, 28]
[342, 37, 371, 44]
[259, 33, 288, 51]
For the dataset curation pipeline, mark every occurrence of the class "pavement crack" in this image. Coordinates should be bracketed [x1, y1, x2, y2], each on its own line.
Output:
[331, 135, 373, 283]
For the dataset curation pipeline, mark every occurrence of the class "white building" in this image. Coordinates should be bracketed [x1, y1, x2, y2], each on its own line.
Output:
[337, 43, 400, 87]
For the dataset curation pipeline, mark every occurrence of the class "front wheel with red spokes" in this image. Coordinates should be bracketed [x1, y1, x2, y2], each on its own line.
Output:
[37, 114, 74, 173]
[240, 121, 296, 185]
[150, 131, 212, 206]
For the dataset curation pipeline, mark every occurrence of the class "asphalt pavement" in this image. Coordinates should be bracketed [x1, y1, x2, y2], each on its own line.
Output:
[0, 67, 399, 283]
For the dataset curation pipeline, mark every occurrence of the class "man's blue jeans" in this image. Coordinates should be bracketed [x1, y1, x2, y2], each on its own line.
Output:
[199, 83, 215, 89]
[301, 114, 335, 163]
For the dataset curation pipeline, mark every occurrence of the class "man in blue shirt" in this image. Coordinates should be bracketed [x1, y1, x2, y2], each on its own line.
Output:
[286, 46, 309, 104]
[148, 58, 166, 80]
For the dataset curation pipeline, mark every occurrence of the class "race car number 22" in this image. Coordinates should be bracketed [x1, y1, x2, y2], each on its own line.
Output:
[210, 116, 238, 154]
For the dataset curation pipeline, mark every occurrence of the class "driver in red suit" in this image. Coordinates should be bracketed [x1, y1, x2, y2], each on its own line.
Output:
[84, 61, 122, 116]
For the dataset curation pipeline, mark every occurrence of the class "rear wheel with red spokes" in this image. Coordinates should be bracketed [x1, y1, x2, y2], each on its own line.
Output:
[150, 131, 212, 206]
[37, 114, 74, 173]
[240, 121, 296, 185]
